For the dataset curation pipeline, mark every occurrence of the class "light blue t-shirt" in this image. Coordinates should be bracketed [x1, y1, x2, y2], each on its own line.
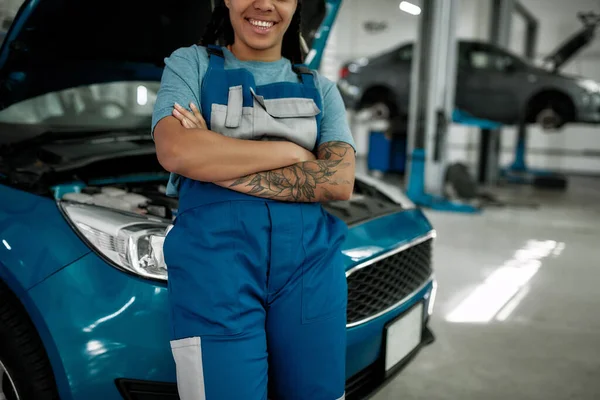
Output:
[151, 45, 356, 197]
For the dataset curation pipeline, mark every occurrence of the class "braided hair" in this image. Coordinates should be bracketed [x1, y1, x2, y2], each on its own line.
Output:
[200, 0, 305, 65]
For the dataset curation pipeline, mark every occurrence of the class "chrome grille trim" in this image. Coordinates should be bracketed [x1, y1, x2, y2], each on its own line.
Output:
[346, 275, 434, 328]
[345, 230, 436, 328]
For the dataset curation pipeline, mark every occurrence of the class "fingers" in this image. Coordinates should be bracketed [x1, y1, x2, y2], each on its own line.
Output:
[190, 103, 207, 129]
[173, 103, 195, 121]
[173, 103, 202, 129]
[172, 109, 193, 129]
[182, 118, 195, 129]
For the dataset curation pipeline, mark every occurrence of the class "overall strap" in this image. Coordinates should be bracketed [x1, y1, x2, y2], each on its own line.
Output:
[292, 64, 316, 88]
[207, 44, 225, 69]
[292, 64, 322, 151]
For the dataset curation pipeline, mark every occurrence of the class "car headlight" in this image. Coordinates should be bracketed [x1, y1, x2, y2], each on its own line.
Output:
[59, 202, 171, 280]
[577, 79, 600, 93]
[354, 172, 416, 209]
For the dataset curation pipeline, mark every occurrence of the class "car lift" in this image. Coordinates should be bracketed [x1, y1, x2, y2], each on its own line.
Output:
[404, 0, 479, 213]
[304, 0, 342, 70]
[479, 5, 600, 189]
[500, 11, 600, 187]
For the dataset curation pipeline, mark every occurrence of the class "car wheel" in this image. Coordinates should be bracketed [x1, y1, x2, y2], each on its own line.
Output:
[527, 92, 575, 132]
[1, 359, 19, 400]
[0, 282, 60, 400]
[536, 107, 562, 131]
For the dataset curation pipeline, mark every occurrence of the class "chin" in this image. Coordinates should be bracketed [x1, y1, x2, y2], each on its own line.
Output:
[244, 38, 279, 52]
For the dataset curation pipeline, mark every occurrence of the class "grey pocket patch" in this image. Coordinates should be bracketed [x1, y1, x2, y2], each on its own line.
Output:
[211, 104, 254, 140]
[251, 87, 321, 118]
[252, 95, 319, 150]
[262, 97, 321, 118]
[170, 337, 205, 400]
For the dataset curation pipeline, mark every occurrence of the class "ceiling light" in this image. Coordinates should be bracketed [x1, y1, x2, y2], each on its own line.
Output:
[399, 1, 421, 15]
[137, 85, 148, 106]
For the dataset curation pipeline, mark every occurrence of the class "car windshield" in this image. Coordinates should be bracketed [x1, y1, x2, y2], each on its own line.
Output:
[0, 81, 160, 143]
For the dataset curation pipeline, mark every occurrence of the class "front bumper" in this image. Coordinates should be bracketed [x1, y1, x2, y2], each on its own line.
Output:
[26, 208, 435, 400]
[577, 111, 600, 124]
[577, 93, 600, 123]
[115, 282, 436, 400]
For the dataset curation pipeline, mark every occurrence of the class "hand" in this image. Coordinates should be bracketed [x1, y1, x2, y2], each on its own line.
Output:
[173, 102, 207, 130]
[292, 144, 317, 163]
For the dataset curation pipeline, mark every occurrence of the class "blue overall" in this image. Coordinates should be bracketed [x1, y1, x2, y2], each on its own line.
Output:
[163, 46, 349, 400]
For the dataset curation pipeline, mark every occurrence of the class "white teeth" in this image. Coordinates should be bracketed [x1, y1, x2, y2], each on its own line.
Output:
[249, 19, 274, 29]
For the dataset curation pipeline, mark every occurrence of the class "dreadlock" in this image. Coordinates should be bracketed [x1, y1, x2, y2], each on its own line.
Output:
[200, 0, 305, 65]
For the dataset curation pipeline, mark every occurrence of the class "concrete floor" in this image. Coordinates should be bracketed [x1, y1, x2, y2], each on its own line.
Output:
[370, 175, 600, 400]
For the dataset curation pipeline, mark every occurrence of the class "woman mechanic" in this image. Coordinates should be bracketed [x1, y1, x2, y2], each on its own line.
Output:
[152, 0, 356, 398]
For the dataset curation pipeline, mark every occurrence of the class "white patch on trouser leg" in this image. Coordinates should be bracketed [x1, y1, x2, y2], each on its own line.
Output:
[170, 337, 206, 400]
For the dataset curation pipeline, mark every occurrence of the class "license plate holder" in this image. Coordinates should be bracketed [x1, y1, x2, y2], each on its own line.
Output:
[384, 302, 424, 373]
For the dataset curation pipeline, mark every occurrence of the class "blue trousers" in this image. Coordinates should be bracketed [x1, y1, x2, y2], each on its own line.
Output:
[164, 200, 348, 400]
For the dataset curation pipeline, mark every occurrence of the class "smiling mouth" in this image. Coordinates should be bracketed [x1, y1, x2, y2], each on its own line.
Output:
[246, 18, 277, 30]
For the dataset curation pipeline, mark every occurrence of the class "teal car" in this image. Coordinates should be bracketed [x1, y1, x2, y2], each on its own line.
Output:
[0, 0, 436, 399]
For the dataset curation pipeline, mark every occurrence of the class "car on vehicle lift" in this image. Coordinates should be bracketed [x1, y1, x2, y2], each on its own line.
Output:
[338, 15, 600, 131]
[0, 0, 437, 399]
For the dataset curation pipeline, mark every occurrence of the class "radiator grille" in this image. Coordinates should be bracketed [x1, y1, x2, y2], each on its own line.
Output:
[346, 237, 433, 325]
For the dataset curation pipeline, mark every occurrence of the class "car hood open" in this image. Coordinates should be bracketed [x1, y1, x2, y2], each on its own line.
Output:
[0, 0, 325, 111]
[544, 13, 599, 72]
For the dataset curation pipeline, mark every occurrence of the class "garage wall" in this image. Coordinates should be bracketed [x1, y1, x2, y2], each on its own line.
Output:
[327, 0, 600, 175]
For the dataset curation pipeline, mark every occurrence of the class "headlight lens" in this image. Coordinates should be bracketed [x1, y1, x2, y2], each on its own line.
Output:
[60, 202, 171, 280]
[577, 79, 600, 93]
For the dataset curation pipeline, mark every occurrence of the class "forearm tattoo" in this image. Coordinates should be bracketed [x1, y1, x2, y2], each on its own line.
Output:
[229, 141, 354, 201]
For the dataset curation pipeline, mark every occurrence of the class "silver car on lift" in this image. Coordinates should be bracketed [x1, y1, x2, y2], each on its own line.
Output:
[338, 15, 600, 131]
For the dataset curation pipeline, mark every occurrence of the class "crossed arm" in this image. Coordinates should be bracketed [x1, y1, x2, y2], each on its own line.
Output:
[218, 140, 354, 202]
[153, 103, 355, 202]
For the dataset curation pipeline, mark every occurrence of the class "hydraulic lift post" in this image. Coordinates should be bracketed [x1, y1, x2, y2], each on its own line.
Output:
[405, 0, 477, 212]
[478, 0, 514, 186]
[506, 4, 538, 175]
[502, 1, 545, 184]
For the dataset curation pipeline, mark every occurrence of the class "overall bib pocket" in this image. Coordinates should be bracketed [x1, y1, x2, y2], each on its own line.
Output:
[208, 84, 321, 151]
[251, 88, 321, 151]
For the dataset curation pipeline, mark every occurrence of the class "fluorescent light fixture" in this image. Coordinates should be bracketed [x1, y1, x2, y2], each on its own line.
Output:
[2, 240, 10, 250]
[137, 85, 148, 106]
[399, 1, 421, 15]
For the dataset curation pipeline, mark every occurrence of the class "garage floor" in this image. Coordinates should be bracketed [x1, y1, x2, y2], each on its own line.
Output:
[370, 173, 600, 400]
